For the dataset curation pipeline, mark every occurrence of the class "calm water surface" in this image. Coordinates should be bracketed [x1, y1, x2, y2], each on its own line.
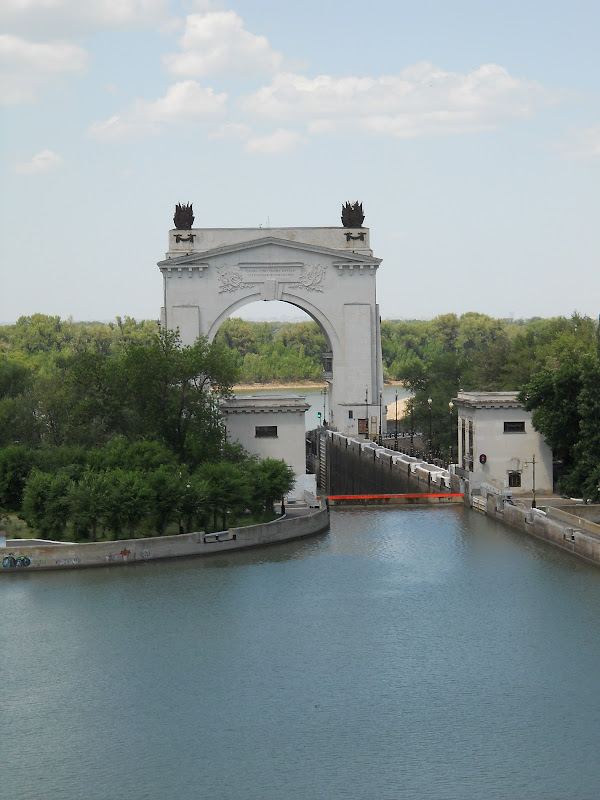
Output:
[3, 507, 599, 800]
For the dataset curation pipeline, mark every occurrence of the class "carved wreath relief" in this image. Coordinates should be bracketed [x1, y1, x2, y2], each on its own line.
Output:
[217, 267, 253, 293]
[289, 265, 326, 291]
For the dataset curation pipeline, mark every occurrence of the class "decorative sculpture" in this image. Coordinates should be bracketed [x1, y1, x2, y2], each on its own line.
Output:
[173, 203, 194, 230]
[341, 201, 365, 228]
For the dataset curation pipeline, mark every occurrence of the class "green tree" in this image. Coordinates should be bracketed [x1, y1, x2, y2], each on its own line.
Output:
[519, 323, 600, 501]
[87, 438, 178, 473]
[197, 461, 248, 531]
[67, 471, 110, 540]
[502, 314, 596, 388]
[116, 329, 238, 461]
[21, 470, 71, 539]
[102, 470, 151, 539]
[0, 446, 34, 510]
[146, 466, 184, 535]
[565, 354, 600, 501]
[178, 474, 211, 533]
[247, 459, 296, 515]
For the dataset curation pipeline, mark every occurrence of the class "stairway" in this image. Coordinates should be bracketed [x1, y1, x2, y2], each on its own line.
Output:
[319, 432, 327, 492]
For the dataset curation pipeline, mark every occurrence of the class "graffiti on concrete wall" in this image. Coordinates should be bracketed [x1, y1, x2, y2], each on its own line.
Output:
[2, 554, 31, 568]
[55, 556, 80, 566]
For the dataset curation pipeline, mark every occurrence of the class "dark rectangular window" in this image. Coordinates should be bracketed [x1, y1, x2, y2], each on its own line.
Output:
[508, 471, 522, 487]
[504, 421, 525, 433]
[255, 426, 277, 438]
[348, 410, 353, 419]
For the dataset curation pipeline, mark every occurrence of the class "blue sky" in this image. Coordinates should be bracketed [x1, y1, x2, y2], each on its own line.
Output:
[1, 0, 599, 323]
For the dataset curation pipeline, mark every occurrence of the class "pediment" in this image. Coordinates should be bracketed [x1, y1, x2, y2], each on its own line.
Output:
[157, 236, 381, 268]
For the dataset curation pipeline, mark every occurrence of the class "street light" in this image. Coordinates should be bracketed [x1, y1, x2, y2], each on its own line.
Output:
[395, 389, 399, 451]
[448, 401, 454, 466]
[365, 385, 369, 439]
[428, 397, 433, 462]
[320, 386, 328, 427]
[410, 402, 414, 457]
[525, 454, 537, 508]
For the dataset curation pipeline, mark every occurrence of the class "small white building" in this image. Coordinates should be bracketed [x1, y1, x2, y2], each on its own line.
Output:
[220, 395, 317, 501]
[454, 392, 553, 498]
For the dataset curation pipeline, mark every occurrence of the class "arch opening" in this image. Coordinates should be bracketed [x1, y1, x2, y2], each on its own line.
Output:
[212, 298, 334, 396]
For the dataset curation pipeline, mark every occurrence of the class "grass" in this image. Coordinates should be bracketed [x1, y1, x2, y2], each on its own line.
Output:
[1, 514, 34, 539]
[2, 510, 281, 543]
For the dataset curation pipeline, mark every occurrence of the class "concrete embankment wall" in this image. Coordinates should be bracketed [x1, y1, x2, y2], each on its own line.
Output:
[1, 508, 330, 571]
[484, 496, 600, 566]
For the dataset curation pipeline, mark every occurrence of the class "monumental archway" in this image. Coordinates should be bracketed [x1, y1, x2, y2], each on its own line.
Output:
[158, 214, 384, 438]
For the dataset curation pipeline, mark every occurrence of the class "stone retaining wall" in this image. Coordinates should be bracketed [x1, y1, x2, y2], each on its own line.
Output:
[485, 497, 600, 566]
[1, 508, 330, 572]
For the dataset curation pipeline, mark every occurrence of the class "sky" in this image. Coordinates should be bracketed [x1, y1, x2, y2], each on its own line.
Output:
[1, 0, 599, 325]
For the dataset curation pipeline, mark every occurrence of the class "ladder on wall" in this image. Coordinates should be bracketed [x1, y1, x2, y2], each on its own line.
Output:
[318, 432, 327, 492]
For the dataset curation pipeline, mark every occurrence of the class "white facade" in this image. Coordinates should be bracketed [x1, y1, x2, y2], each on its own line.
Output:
[159, 225, 384, 437]
[220, 395, 316, 500]
[454, 392, 553, 497]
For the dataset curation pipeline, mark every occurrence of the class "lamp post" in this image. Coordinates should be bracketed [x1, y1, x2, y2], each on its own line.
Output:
[525, 454, 537, 508]
[448, 401, 454, 466]
[365, 385, 369, 439]
[320, 386, 327, 427]
[410, 403, 414, 457]
[378, 389, 383, 444]
[395, 389, 399, 451]
[427, 397, 433, 462]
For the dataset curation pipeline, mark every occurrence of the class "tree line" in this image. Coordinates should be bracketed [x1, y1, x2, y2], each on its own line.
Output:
[381, 312, 599, 501]
[11, 442, 294, 541]
[214, 317, 327, 382]
[1, 311, 598, 505]
[0, 317, 294, 539]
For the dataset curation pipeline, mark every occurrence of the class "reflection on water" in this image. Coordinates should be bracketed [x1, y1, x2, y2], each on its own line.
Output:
[3, 507, 600, 800]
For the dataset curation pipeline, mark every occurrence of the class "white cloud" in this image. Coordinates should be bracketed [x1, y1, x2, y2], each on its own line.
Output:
[0, 33, 87, 104]
[246, 128, 306, 155]
[0, 0, 171, 35]
[163, 11, 282, 78]
[88, 114, 161, 143]
[208, 122, 252, 140]
[15, 149, 64, 174]
[140, 80, 226, 121]
[88, 80, 227, 141]
[565, 124, 600, 159]
[0, 34, 87, 73]
[243, 63, 554, 137]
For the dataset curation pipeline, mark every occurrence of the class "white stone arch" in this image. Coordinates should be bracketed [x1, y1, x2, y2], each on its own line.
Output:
[158, 227, 383, 437]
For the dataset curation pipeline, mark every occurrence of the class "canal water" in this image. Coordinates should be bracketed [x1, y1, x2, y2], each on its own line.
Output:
[3, 507, 599, 800]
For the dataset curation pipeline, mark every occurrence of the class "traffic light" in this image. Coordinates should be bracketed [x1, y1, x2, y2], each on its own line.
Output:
[317, 412, 322, 420]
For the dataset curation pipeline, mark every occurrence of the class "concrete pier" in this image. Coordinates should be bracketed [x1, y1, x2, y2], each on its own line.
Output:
[1, 506, 329, 572]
